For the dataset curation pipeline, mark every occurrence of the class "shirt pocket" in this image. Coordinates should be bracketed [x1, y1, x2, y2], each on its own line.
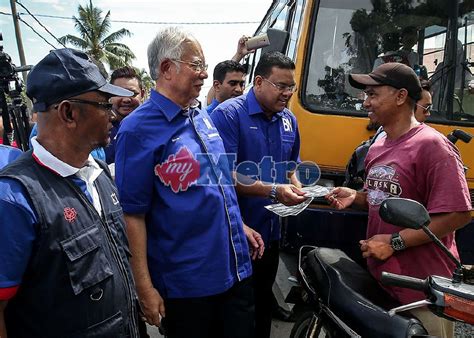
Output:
[60, 224, 114, 295]
[281, 133, 295, 159]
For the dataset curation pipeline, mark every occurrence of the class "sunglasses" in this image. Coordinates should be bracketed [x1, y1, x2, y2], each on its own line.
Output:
[67, 98, 114, 111]
[415, 103, 432, 113]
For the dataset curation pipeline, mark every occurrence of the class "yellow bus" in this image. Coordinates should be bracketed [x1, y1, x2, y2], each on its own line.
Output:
[247, 0, 474, 263]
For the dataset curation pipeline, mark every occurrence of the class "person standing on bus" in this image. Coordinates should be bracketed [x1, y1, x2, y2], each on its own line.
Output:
[327, 62, 471, 338]
[206, 60, 247, 113]
[211, 51, 307, 338]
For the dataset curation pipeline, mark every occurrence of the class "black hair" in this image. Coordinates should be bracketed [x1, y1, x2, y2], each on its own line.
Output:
[420, 79, 432, 92]
[254, 51, 295, 78]
[110, 66, 143, 90]
[213, 60, 247, 82]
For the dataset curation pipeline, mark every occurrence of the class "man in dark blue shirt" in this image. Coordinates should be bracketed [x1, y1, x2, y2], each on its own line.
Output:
[206, 60, 246, 113]
[115, 27, 260, 338]
[211, 51, 306, 338]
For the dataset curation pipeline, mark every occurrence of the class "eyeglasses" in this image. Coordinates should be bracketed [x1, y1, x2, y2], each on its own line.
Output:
[416, 103, 432, 113]
[262, 78, 297, 93]
[172, 59, 208, 73]
[67, 99, 114, 112]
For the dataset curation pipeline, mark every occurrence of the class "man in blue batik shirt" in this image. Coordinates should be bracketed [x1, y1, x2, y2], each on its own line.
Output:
[211, 51, 307, 338]
[115, 27, 262, 338]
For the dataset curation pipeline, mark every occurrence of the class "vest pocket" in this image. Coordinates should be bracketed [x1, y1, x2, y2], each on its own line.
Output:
[68, 310, 126, 338]
[60, 224, 114, 295]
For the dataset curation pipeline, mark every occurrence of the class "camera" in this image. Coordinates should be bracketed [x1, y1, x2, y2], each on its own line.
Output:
[0, 32, 32, 150]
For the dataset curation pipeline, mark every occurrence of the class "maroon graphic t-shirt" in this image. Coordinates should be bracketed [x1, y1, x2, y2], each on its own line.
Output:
[364, 123, 472, 304]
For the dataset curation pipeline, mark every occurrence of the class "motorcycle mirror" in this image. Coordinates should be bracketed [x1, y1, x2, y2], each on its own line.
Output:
[380, 198, 464, 282]
[379, 198, 430, 229]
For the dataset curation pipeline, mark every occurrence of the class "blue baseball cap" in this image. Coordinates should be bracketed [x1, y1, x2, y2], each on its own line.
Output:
[27, 48, 133, 112]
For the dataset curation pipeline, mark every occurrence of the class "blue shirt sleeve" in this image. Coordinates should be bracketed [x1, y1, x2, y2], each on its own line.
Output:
[210, 106, 240, 154]
[115, 130, 155, 214]
[0, 146, 22, 170]
[0, 178, 37, 290]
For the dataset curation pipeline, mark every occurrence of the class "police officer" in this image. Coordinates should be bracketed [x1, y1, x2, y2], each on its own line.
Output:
[0, 48, 141, 337]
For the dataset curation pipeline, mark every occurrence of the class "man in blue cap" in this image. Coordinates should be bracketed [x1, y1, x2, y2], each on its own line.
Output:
[0, 48, 143, 337]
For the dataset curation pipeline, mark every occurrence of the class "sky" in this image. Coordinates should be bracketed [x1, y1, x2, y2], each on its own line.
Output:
[0, 0, 272, 100]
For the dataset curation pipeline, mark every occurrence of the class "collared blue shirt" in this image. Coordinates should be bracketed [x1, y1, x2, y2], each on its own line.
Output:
[115, 89, 251, 299]
[206, 98, 220, 114]
[211, 88, 301, 244]
[0, 145, 22, 170]
[0, 140, 101, 299]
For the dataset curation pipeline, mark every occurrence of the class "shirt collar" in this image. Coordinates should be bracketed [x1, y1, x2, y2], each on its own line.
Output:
[247, 88, 284, 118]
[31, 137, 101, 177]
[150, 89, 187, 122]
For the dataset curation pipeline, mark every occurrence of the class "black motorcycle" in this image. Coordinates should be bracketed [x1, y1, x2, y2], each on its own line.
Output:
[287, 197, 474, 337]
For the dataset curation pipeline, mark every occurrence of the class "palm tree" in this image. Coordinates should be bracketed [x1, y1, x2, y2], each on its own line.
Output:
[135, 68, 155, 98]
[59, 0, 135, 69]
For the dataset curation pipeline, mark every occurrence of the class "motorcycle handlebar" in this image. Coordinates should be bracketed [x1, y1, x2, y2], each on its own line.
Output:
[381, 272, 429, 292]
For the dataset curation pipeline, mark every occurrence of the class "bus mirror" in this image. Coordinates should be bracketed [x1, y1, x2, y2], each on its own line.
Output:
[262, 28, 290, 55]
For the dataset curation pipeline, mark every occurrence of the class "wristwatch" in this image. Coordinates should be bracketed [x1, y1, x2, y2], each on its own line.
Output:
[390, 233, 406, 251]
[269, 184, 278, 203]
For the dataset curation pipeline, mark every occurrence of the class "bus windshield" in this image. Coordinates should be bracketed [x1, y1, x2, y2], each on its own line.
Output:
[303, 0, 474, 125]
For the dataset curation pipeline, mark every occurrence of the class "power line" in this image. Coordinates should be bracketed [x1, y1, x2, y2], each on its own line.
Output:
[15, 12, 260, 25]
[15, 1, 67, 48]
[17, 15, 57, 49]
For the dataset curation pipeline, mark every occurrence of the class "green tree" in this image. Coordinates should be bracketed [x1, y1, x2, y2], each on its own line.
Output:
[135, 68, 155, 98]
[59, 0, 135, 69]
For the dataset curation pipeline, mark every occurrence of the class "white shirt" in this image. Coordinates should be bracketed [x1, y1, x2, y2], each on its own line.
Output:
[31, 137, 104, 215]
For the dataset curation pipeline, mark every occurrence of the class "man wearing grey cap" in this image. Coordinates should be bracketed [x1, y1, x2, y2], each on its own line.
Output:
[0, 48, 143, 337]
[325, 62, 471, 337]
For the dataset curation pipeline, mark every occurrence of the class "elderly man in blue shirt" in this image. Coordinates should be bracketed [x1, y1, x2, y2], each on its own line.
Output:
[115, 27, 262, 338]
[211, 51, 307, 338]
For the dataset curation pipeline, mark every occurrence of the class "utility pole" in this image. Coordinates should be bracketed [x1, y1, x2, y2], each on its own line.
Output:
[10, 0, 28, 84]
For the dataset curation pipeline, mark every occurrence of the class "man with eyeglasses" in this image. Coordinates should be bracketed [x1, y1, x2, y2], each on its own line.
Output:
[105, 66, 145, 164]
[0, 48, 143, 337]
[414, 80, 432, 123]
[211, 51, 307, 338]
[115, 27, 258, 338]
[326, 63, 471, 338]
[206, 60, 247, 113]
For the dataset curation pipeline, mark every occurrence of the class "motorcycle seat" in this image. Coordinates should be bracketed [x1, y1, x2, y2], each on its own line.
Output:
[305, 247, 428, 338]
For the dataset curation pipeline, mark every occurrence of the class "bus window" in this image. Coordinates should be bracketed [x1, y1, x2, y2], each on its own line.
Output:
[273, 4, 289, 30]
[287, 0, 306, 60]
[302, 0, 474, 125]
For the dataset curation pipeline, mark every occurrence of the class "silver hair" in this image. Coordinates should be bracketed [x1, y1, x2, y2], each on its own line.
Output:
[147, 27, 193, 80]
